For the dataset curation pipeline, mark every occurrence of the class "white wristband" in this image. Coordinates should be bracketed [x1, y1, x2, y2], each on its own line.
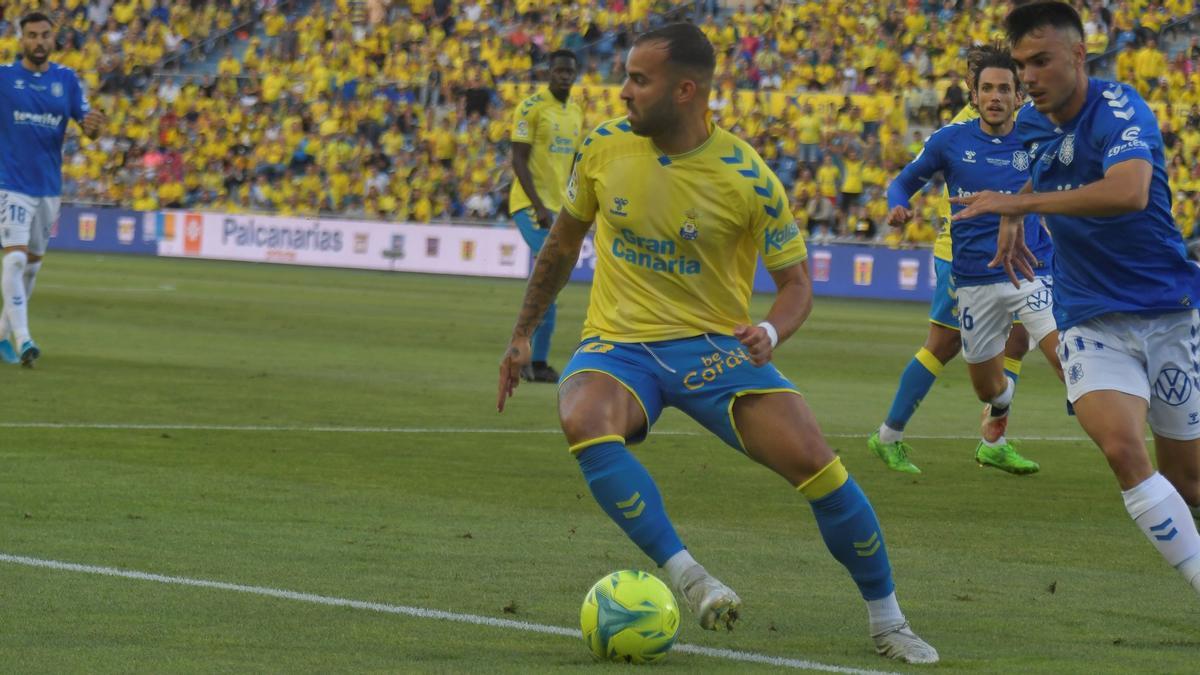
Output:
[757, 321, 779, 348]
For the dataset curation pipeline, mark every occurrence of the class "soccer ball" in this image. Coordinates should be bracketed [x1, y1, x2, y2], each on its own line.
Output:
[580, 569, 680, 664]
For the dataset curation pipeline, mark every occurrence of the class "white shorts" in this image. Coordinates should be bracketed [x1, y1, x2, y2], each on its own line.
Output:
[957, 277, 1057, 364]
[0, 190, 61, 256]
[1059, 310, 1200, 441]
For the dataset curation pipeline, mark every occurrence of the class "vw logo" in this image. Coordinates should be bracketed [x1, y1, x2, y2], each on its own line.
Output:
[1026, 288, 1052, 311]
[1153, 368, 1193, 406]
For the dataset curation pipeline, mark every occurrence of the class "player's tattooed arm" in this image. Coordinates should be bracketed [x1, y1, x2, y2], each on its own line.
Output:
[499, 210, 591, 412]
[512, 210, 591, 339]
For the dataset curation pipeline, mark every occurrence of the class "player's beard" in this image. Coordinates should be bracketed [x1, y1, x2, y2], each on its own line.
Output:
[626, 96, 676, 138]
[23, 48, 48, 66]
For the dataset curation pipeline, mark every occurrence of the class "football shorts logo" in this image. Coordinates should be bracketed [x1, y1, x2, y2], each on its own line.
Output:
[1025, 288, 1052, 311]
[1153, 367, 1192, 406]
[1068, 363, 1084, 385]
[1012, 151, 1030, 171]
[1059, 134, 1075, 165]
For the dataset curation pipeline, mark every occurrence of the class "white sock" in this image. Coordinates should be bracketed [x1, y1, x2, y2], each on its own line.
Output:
[867, 591, 906, 635]
[982, 435, 1008, 448]
[2, 259, 40, 342]
[1122, 473, 1200, 590]
[878, 424, 903, 444]
[988, 376, 1015, 414]
[663, 549, 700, 589]
[1, 250, 29, 345]
[23, 259, 40, 298]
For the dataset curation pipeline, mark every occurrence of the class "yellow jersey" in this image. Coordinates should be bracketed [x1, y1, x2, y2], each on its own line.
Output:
[508, 88, 584, 215]
[932, 104, 982, 261]
[563, 119, 807, 342]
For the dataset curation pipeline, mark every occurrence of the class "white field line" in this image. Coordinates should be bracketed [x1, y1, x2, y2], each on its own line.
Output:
[0, 421, 1096, 442]
[38, 283, 176, 293]
[0, 553, 896, 675]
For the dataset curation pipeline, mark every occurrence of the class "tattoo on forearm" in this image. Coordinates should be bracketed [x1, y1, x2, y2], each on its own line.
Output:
[514, 228, 578, 338]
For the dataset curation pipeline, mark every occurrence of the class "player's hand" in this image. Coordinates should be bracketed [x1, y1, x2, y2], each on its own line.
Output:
[536, 206, 555, 229]
[887, 205, 913, 228]
[987, 214, 1037, 288]
[81, 109, 107, 138]
[733, 324, 773, 366]
[949, 190, 1028, 220]
[497, 336, 532, 412]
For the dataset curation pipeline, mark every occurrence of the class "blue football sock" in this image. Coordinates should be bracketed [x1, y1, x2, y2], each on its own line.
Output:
[531, 301, 557, 363]
[884, 348, 942, 431]
[575, 437, 685, 566]
[800, 458, 895, 601]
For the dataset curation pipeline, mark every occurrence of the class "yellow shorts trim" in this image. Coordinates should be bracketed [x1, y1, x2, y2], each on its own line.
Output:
[1003, 357, 1023, 376]
[797, 456, 849, 501]
[726, 388, 803, 453]
[568, 434, 625, 455]
[914, 347, 944, 377]
[928, 318, 960, 330]
[559, 368, 650, 448]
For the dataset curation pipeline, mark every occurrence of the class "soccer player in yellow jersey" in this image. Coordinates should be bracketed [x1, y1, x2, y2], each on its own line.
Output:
[869, 43, 1038, 475]
[509, 50, 584, 383]
[497, 24, 938, 665]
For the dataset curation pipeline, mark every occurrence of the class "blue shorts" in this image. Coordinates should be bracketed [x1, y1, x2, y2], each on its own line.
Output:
[513, 207, 548, 254]
[560, 335, 800, 452]
[929, 257, 959, 329]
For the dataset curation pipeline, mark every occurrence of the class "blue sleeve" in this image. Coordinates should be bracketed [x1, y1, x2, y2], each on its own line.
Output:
[886, 128, 947, 209]
[1096, 83, 1156, 172]
[70, 71, 89, 123]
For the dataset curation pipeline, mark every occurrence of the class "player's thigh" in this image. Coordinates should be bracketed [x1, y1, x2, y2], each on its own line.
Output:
[1003, 322, 1030, 359]
[928, 258, 960, 335]
[656, 334, 833, 485]
[27, 196, 59, 258]
[557, 340, 664, 447]
[1061, 317, 1155, 487]
[956, 282, 1014, 365]
[732, 391, 836, 487]
[0, 190, 36, 250]
[513, 207, 548, 254]
[1144, 310, 1200, 444]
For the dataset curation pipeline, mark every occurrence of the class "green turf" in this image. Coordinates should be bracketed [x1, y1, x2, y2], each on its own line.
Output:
[0, 252, 1196, 673]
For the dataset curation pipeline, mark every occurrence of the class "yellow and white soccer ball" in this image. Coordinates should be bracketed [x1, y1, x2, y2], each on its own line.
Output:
[580, 569, 680, 664]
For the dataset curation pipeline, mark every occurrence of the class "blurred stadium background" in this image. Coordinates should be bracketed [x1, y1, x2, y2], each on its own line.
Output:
[13, 0, 1198, 247]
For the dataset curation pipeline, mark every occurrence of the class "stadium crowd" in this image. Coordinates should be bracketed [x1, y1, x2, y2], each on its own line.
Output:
[6, 0, 1197, 246]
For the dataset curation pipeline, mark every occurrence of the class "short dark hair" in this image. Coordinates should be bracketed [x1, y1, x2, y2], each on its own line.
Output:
[547, 49, 578, 66]
[19, 12, 53, 29]
[633, 22, 715, 83]
[1004, 1, 1084, 45]
[970, 45, 1020, 93]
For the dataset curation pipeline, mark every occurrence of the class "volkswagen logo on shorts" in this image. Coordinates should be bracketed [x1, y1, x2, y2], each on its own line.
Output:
[1153, 368, 1193, 406]
[1068, 363, 1084, 385]
[1026, 288, 1052, 311]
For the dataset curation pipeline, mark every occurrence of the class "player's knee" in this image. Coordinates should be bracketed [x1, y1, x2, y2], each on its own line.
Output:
[970, 375, 1006, 403]
[925, 330, 960, 363]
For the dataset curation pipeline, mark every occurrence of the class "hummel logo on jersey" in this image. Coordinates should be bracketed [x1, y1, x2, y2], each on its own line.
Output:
[1103, 86, 1135, 120]
[962, 150, 976, 163]
[609, 197, 629, 217]
[13, 79, 23, 89]
[1153, 367, 1192, 406]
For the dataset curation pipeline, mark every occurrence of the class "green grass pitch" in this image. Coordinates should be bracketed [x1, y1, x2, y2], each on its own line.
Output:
[0, 252, 1196, 673]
